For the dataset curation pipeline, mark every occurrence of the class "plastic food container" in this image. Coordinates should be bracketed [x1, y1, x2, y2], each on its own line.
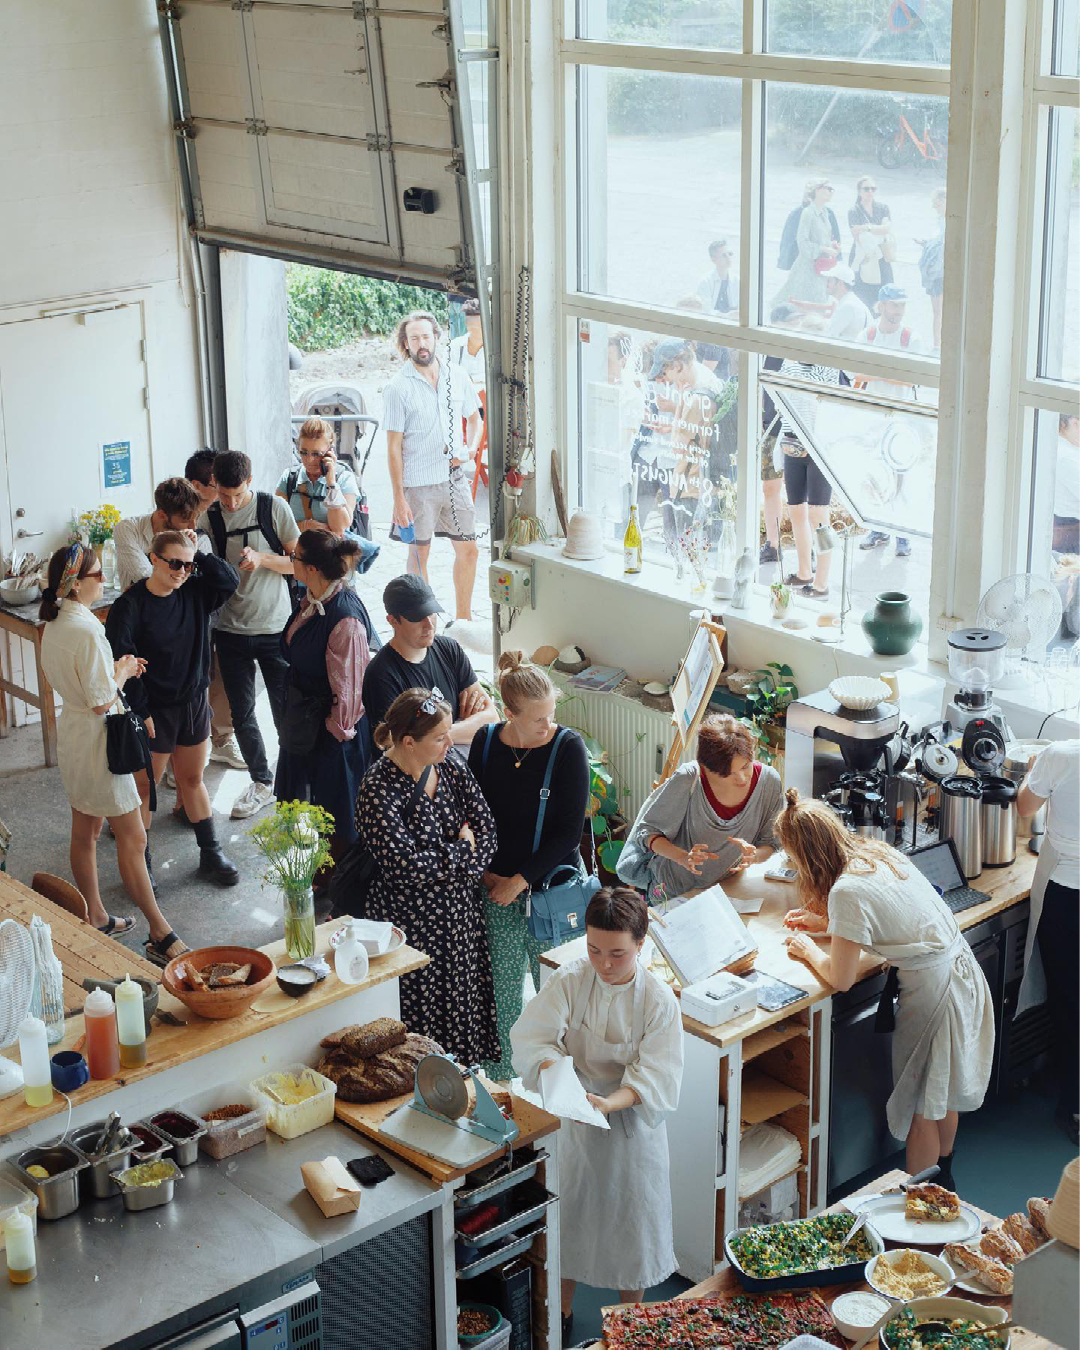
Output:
[725, 1214, 884, 1291]
[147, 1109, 206, 1165]
[179, 1082, 269, 1160]
[250, 1064, 337, 1140]
[0, 1179, 37, 1250]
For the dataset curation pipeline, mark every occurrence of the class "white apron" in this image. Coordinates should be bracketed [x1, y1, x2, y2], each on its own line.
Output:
[888, 933, 994, 1139]
[1015, 838, 1062, 1017]
[558, 967, 677, 1292]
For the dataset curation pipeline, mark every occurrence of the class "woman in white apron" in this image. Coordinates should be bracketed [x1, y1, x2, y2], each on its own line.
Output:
[1016, 740, 1079, 1144]
[510, 887, 683, 1344]
[779, 790, 993, 1187]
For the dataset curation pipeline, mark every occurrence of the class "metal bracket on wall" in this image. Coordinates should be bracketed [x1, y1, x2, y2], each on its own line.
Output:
[446, 261, 476, 290]
[443, 151, 466, 177]
[231, 0, 254, 10]
[245, 119, 268, 137]
[174, 117, 196, 140]
[365, 132, 391, 153]
[156, 0, 180, 19]
[417, 73, 456, 99]
[352, 0, 366, 16]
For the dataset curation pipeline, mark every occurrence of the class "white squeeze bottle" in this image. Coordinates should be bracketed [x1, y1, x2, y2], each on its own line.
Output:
[334, 922, 370, 985]
[5, 1210, 36, 1285]
[115, 974, 147, 1069]
[17, 1017, 52, 1109]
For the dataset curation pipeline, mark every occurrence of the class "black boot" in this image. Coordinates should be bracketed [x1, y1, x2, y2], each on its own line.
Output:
[561, 1312, 574, 1347]
[144, 843, 158, 895]
[193, 816, 239, 886]
[937, 1151, 955, 1191]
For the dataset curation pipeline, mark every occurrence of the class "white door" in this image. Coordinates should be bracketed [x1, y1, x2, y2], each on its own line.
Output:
[0, 303, 152, 726]
[0, 304, 152, 560]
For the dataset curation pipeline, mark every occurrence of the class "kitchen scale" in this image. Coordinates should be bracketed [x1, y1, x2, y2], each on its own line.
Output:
[379, 1054, 519, 1168]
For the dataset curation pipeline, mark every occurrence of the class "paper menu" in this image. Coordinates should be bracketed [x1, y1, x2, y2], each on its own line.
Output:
[648, 885, 754, 987]
[539, 1057, 610, 1130]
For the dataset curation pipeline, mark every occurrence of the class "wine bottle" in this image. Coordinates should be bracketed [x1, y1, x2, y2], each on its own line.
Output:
[623, 505, 642, 575]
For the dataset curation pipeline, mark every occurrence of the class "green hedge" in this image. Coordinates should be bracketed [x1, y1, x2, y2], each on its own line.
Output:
[286, 265, 449, 352]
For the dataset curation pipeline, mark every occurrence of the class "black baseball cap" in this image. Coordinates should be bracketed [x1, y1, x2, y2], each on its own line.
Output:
[383, 574, 444, 621]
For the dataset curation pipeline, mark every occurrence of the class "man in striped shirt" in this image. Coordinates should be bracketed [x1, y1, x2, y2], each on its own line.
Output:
[384, 310, 482, 621]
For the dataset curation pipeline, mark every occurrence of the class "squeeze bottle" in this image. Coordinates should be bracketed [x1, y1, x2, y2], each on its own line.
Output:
[5, 1211, 36, 1285]
[115, 974, 147, 1069]
[334, 922, 370, 985]
[84, 987, 120, 1080]
[17, 1017, 52, 1109]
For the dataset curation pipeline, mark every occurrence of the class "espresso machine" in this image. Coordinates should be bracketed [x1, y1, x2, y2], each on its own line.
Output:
[784, 687, 900, 837]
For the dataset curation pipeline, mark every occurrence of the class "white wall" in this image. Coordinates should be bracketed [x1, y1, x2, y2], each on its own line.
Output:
[0, 0, 203, 480]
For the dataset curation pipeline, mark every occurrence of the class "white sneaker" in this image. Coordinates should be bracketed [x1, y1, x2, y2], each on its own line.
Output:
[230, 781, 275, 819]
[164, 762, 177, 790]
[209, 734, 246, 770]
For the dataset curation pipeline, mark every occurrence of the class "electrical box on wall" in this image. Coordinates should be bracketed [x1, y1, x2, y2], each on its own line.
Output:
[488, 559, 534, 609]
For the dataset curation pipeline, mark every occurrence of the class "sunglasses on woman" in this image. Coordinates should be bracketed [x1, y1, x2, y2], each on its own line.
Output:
[154, 554, 195, 574]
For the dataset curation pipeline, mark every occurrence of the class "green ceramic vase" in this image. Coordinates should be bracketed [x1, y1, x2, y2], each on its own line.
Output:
[861, 590, 923, 656]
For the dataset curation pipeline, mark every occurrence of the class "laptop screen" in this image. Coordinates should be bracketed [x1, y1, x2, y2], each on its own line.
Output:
[909, 841, 966, 893]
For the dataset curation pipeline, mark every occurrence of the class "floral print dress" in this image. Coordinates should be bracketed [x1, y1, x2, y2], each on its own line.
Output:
[354, 753, 500, 1064]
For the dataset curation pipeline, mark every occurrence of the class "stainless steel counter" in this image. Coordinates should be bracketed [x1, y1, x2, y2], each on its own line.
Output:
[0, 1123, 444, 1350]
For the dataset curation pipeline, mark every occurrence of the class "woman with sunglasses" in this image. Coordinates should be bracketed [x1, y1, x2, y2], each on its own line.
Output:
[848, 175, 895, 313]
[354, 688, 499, 1065]
[276, 416, 379, 572]
[105, 531, 241, 930]
[39, 542, 187, 965]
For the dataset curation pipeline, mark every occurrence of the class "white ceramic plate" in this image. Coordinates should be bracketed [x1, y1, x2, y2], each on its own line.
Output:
[865, 1248, 957, 1300]
[848, 1193, 982, 1245]
[952, 1271, 1007, 1296]
[328, 924, 405, 956]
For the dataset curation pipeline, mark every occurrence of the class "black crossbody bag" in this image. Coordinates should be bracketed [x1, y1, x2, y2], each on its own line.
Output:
[105, 689, 156, 812]
[328, 766, 431, 917]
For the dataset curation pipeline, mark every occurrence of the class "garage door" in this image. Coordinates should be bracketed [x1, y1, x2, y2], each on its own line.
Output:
[157, 0, 494, 293]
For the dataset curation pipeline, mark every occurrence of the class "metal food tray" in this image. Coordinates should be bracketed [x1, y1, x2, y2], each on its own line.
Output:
[724, 1217, 883, 1291]
[455, 1184, 556, 1249]
[454, 1148, 548, 1211]
[456, 1222, 545, 1280]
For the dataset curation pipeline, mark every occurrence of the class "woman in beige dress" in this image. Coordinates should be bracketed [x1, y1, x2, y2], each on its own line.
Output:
[38, 543, 187, 965]
[779, 789, 993, 1187]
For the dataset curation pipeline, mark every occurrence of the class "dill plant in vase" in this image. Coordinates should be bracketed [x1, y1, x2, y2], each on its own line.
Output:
[250, 801, 334, 959]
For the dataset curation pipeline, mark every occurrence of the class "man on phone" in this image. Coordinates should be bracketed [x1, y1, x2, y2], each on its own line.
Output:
[383, 311, 481, 623]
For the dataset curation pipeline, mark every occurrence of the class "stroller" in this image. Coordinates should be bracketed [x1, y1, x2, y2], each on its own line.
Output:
[291, 382, 379, 541]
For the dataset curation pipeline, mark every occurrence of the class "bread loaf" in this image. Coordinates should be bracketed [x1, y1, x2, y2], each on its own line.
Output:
[1027, 1196, 1052, 1241]
[944, 1243, 1013, 1295]
[318, 1032, 443, 1104]
[1002, 1211, 1041, 1254]
[320, 1017, 406, 1059]
[980, 1228, 1024, 1263]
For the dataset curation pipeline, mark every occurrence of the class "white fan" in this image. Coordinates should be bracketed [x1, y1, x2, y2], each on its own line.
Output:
[977, 573, 1063, 686]
[0, 919, 36, 1098]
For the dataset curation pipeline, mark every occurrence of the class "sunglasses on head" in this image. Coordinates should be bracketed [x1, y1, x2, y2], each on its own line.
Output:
[154, 554, 194, 574]
[413, 696, 440, 719]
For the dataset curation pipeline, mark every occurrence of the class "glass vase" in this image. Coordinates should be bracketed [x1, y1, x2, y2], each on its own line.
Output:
[716, 518, 737, 580]
[282, 885, 315, 960]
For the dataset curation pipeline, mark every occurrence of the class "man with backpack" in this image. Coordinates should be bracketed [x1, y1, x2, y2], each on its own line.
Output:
[201, 450, 299, 818]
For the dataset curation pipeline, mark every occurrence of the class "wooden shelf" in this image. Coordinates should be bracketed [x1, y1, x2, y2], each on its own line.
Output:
[742, 1021, 807, 1064]
[740, 1069, 809, 1127]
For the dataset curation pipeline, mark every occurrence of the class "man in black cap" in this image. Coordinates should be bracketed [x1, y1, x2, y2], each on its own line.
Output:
[361, 574, 497, 746]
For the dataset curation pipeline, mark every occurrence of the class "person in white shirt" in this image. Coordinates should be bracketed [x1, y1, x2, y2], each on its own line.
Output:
[1053, 413, 1079, 554]
[1017, 739, 1080, 1143]
[449, 297, 486, 389]
[383, 311, 482, 622]
[695, 238, 740, 316]
[824, 265, 872, 340]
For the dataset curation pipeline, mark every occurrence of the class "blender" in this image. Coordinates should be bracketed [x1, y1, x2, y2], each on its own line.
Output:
[943, 628, 1013, 741]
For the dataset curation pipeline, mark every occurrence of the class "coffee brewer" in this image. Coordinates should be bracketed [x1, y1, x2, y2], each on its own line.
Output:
[784, 688, 900, 808]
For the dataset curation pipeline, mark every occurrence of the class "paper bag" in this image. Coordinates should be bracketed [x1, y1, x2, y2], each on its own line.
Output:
[301, 1155, 363, 1217]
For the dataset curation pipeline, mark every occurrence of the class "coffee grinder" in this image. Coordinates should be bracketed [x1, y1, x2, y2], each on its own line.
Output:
[784, 687, 900, 808]
[943, 628, 1013, 741]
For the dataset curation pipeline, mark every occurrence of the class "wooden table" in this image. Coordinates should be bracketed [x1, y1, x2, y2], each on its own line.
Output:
[587, 1168, 1052, 1349]
[0, 587, 119, 767]
[0, 869, 159, 1017]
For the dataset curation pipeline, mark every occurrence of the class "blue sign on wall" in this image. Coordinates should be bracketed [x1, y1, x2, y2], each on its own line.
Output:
[102, 440, 132, 489]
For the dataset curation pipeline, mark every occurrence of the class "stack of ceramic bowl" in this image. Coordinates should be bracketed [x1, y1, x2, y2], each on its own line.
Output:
[563, 513, 606, 561]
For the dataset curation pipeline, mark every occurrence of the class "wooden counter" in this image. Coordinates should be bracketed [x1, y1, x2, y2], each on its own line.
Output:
[0, 916, 428, 1142]
[541, 851, 1036, 1051]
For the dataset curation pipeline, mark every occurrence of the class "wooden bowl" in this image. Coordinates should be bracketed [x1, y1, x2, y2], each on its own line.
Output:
[162, 945, 276, 1021]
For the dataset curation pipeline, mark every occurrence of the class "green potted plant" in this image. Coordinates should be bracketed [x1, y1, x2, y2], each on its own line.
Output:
[769, 580, 793, 619]
[581, 733, 631, 881]
[740, 663, 799, 770]
[250, 801, 334, 959]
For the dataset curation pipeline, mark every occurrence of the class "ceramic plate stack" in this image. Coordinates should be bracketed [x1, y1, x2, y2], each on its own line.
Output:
[829, 676, 893, 710]
[563, 512, 606, 561]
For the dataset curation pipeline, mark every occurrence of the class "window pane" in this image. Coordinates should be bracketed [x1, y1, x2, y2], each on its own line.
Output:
[763, 84, 948, 356]
[1038, 107, 1080, 384]
[757, 364, 934, 639]
[577, 0, 740, 50]
[1051, 0, 1080, 76]
[576, 318, 740, 586]
[577, 67, 741, 310]
[766, 0, 951, 63]
[1028, 408, 1079, 654]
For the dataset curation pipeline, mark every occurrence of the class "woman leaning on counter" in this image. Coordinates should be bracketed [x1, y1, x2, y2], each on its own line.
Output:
[618, 714, 782, 901]
[780, 789, 993, 1186]
[510, 886, 683, 1344]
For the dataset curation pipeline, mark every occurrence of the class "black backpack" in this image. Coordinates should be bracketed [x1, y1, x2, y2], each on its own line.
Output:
[285, 466, 371, 542]
[205, 492, 301, 606]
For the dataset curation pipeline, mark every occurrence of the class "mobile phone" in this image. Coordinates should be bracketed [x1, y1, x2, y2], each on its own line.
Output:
[320, 455, 332, 477]
[765, 865, 798, 883]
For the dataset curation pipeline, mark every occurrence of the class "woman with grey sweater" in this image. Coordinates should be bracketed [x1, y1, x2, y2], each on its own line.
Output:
[618, 715, 782, 902]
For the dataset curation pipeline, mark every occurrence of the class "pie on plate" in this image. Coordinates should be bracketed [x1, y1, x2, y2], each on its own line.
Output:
[905, 1183, 962, 1222]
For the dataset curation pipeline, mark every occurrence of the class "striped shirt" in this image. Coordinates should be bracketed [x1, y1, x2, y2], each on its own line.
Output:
[381, 353, 480, 487]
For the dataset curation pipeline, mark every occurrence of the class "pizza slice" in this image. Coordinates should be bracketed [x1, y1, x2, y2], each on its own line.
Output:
[905, 1181, 962, 1222]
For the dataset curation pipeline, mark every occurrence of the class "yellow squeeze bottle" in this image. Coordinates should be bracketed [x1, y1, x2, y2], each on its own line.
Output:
[115, 974, 148, 1069]
[17, 1017, 52, 1109]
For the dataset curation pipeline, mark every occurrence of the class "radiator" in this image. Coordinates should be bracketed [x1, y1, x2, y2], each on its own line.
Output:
[552, 674, 677, 820]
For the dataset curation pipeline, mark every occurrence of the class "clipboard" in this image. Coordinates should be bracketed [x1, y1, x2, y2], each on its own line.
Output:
[648, 886, 756, 987]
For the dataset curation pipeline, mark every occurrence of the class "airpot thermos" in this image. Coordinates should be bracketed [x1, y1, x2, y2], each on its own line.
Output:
[939, 775, 984, 879]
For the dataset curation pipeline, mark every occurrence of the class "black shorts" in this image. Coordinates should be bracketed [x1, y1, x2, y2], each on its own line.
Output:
[783, 452, 833, 508]
[147, 689, 212, 754]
